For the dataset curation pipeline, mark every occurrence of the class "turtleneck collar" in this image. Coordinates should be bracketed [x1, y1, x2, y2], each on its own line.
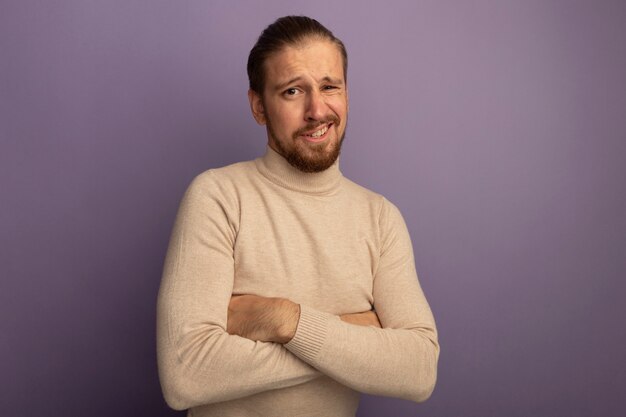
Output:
[255, 146, 343, 196]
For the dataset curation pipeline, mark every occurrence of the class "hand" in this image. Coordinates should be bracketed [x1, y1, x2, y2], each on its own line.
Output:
[227, 295, 300, 343]
[340, 310, 382, 328]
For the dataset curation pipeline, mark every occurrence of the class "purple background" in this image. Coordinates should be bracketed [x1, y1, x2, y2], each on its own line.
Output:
[2, 1, 625, 416]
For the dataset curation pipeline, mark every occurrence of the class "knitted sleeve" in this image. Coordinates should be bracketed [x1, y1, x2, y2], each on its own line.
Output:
[284, 198, 439, 402]
[156, 172, 320, 410]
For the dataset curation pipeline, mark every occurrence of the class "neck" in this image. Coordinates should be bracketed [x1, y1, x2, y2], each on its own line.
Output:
[255, 146, 342, 196]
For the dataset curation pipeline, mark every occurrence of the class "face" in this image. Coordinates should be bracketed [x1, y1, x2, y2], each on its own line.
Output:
[248, 38, 348, 173]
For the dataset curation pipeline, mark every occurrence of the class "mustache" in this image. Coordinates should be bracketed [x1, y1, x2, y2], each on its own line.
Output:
[292, 116, 340, 138]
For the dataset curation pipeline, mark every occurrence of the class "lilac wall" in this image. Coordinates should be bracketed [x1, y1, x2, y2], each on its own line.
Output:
[2, 1, 625, 416]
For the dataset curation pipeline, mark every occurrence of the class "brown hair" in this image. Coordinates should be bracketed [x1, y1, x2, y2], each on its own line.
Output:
[247, 16, 348, 95]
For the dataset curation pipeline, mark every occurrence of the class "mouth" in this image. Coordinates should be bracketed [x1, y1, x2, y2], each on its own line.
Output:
[300, 123, 332, 143]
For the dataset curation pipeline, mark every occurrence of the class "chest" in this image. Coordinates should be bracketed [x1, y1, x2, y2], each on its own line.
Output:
[231, 191, 380, 314]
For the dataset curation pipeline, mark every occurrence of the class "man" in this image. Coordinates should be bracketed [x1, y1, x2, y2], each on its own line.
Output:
[157, 16, 439, 417]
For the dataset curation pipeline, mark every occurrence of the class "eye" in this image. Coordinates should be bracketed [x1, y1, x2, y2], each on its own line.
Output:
[323, 85, 339, 92]
[284, 88, 299, 96]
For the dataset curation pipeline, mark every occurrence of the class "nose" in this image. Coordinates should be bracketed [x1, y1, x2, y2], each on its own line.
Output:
[304, 90, 328, 122]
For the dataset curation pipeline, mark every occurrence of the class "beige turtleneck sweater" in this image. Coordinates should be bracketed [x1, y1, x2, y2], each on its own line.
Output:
[157, 147, 439, 416]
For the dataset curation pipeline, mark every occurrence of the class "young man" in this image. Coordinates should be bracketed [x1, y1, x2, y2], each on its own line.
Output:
[157, 16, 439, 417]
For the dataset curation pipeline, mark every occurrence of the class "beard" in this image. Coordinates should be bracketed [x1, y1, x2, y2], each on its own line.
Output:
[267, 117, 346, 173]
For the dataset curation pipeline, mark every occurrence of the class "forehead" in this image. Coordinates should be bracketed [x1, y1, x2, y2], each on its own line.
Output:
[263, 39, 344, 87]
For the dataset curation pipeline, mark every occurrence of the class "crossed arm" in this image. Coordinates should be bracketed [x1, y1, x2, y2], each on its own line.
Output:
[227, 295, 381, 343]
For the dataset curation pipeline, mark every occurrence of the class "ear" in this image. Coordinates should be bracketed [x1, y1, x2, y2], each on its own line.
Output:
[248, 89, 266, 125]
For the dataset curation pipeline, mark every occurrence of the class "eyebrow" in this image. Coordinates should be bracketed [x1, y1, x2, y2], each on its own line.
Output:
[274, 76, 344, 91]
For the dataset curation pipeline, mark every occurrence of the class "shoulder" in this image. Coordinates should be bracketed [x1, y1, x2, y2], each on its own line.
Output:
[177, 160, 257, 218]
[340, 177, 402, 220]
[184, 159, 258, 199]
[341, 177, 383, 204]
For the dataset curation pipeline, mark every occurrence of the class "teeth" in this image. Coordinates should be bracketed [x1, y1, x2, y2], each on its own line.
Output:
[310, 125, 329, 138]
